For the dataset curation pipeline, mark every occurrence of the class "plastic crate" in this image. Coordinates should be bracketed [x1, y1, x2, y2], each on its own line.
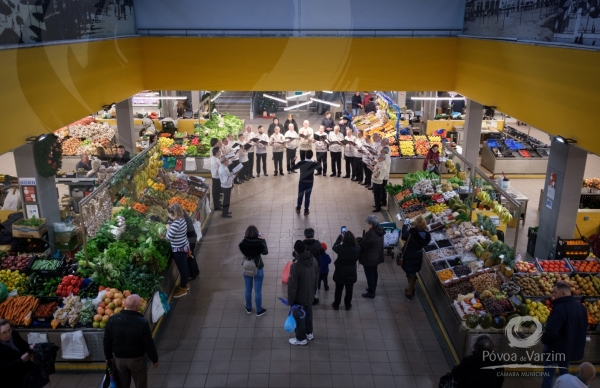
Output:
[527, 227, 537, 256]
[27, 256, 65, 277]
[17, 233, 50, 253]
[556, 237, 590, 256]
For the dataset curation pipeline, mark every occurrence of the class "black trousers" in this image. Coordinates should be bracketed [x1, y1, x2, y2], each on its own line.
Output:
[211, 178, 222, 209]
[344, 156, 354, 177]
[293, 304, 313, 341]
[173, 251, 189, 288]
[316, 152, 327, 174]
[247, 152, 254, 176]
[373, 182, 383, 209]
[273, 152, 284, 173]
[363, 163, 372, 186]
[381, 179, 388, 205]
[237, 162, 246, 181]
[354, 159, 364, 182]
[318, 273, 329, 290]
[256, 153, 267, 174]
[300, 150, 310, 161]
[331, 152, 342, 175]
[364, 265, 379, 295]
[286, 148, 297, 172]
[333, 283, 353, 307]
[221, 187, 232, 216]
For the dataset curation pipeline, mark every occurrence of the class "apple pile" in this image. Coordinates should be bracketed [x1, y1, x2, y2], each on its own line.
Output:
[92, 287, 148, 328]
[515, 261, 537, 274]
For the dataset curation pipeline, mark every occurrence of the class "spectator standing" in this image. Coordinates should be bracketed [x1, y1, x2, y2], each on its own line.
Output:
[104, 295, 158, 388]
[75, 154, 92, 171]
[351, 91, 363, 116]
[319, 242, 332, 292]
[554, 362, 596, 388]
[184, 212, 199, 280]
[363, 91, 372, 108]
[267, 117, 283, 138]
[400, 216, 432, 299]
[288, 240, 319, 346]
[110, 145, 131, 166]
[358, 215, 385, 298]
[332, 231, 360, 310]
[284, 114, 298, 132]
[451, 335, 504, 388]
[364, 97, 377, 114]
[0, 319, 47, 388]
[321, 111, 334, 134]
[541, 281, 588, 388]
[166, 203, 190, 298]
[303, 228, 325, 305]
[238, 225, 268, 317]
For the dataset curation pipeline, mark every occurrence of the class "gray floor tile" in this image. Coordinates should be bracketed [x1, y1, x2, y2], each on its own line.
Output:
[163, 373, 188, 388]
[352, 375, 375, 388]
[184, 374, 208, 388]
[226, 373, 248, 387]
[247, 374, 269, 387]
[394, 375, 418, 388]
[269, 373, 290, 387]
[370, 362, 393, 375]
[205, 373, 228, 388]
[373, 375, 397, 388]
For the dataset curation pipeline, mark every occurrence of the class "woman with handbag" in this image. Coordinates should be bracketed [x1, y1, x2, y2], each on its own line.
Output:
[399, 216, 431, 299]
[239, 225, 268, 317]
[332, 230, 360, 311]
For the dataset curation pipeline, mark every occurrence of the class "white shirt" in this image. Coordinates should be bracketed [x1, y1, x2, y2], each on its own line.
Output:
[328, 132, 344, 153]
[238, 140, 249, 163]
[255, 133, 269, 154]
[344, 135, 357, 157]
[371, 161, 386, 184]
[284, 130, 299, 149]
[221, 143, 232, 156]
[298, 127, 314, 151]
[229, 139, 240, 161]
[353, 137, 365, 158]
[362, 142, 374, 163]
[243, 131, 255, 153]
[218, 164, 235, 189]
[554, 374, 588, 388]
[210, 155, 221, 179]
[315, 131, 328, 152]
[270, 133, 285, 152]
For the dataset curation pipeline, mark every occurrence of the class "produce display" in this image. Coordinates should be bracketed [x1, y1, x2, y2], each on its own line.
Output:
[54, 118, 117, 156]
[0, 270, 28, 294]
[0, 255, 32, 271]
[30, 259, 62, 271]
[0, 296, 39, 326]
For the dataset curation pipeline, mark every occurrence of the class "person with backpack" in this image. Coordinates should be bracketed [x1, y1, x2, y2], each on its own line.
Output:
[239, 225, 268, 317]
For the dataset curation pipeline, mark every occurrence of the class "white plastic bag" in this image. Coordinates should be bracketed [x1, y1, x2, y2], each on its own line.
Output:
[205, 197, 211, 215]
[27, 332, 48, 345]
[152, 291, 166, 323]
[92, 290, 107, 308]
[193, 221, 202, 241]
[185, 158, 197, 171]
[61, 330, 90, 359]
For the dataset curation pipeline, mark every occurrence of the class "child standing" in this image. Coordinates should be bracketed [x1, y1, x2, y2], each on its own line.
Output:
[319, 242, 332, 291]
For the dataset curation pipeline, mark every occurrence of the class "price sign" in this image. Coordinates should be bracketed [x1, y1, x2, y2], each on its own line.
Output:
[19, 177, 36, 186]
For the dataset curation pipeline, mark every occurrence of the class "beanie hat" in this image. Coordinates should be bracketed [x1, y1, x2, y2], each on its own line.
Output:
[321, 242, 327, 251]
[294, 240, 306, 253]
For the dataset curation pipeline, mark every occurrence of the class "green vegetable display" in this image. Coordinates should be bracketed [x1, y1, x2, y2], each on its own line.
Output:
[79, 299, 95, 326]
[402, 171, 440, 188]
[31, 259, 62, 271]
[197, 113, 243, 156]
[26, 274, 61, 297]
[20, 216, 44, 227]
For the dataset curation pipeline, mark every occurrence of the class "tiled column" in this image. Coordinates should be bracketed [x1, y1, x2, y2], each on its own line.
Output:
[534, 139, 587, 259]
[116, 98, 135, 152]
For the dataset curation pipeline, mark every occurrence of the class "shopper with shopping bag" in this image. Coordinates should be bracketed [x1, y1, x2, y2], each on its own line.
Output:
[287, 240, 319, 346]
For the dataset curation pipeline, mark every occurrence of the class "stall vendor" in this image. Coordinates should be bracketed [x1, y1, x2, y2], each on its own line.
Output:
[75, 154, 92, 172]
[110, 146, 131, 166]
[422, 144, 440, 171]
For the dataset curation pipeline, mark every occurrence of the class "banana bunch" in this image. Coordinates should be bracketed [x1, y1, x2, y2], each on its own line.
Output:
[457, 171, 467, 180]
[446, 160, 456, 174]
[476, 191, 514, 224]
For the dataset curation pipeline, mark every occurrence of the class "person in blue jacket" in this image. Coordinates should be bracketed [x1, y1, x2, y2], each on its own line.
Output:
[541, 281, 588, 388]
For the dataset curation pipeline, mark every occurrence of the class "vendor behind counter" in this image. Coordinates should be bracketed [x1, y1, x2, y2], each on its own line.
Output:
[75, 154, 92, 172]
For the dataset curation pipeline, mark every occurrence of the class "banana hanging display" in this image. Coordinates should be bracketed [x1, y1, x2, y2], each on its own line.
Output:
[476, 191, 513, 224]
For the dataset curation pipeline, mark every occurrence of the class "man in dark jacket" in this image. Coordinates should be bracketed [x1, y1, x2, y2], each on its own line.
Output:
[358, 215, 385, 298]
[110, 145, 131, 166]
[291, 150, 322, 216]
[303, 228, 324, 305]
[452, 334, 504, 388]
[364, 97, 377, 114]
[0, 319, 44, 388]
[321, 111, 335, 134]
[351, 91, 363, 116]
[288, 240, 319, 346]
[541, 281, 588, 388]
[104, 295, 158, 388]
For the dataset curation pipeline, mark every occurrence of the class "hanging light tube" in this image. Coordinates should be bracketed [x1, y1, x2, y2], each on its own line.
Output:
[284, 100, 313, 111]
[322, 91, 333, 94]
[263, 93, 288, 104]
[310, 97, 340, 107]
[286, 91, 312, 100]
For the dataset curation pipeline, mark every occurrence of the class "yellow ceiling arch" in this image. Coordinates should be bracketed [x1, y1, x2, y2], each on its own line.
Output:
[0, 36, 598, 155]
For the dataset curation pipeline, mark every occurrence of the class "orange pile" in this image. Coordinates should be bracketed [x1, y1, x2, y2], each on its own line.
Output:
[571, 260, 600, 273]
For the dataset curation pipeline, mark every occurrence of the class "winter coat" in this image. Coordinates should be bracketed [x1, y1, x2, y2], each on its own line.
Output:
[303, 239, 323, 268]
[103, 310, 158, 363]
[320, 253, 332, 274]
[452, 352, 505, 388]
[423, 149, 440, 170]
[332, 235, 360, 284]
[287, 251, 319, 307]
[284, 118, 298, 132]
[364, 102, 377, 114]
[541, 295, 588, 362]
[238, 238, 268, 270]
[0, 331, 38, 388]
[358, 227, 385, 267]
[400, 225, 432, 274]
[351, 94, 362, 109]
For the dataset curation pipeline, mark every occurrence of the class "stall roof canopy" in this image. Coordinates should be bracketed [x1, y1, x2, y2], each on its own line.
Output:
[0, 36, 599, 155]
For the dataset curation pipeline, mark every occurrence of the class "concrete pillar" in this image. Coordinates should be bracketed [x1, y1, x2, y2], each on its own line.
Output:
[191, 91, 200, 113]
[13, 142, 61, 246]
[397, 92, 407, 108]
[115, 98, 135, 153]
[534, 140, 588, 260]
[162, 90, 177, 119]
[462, 100, 484, 166]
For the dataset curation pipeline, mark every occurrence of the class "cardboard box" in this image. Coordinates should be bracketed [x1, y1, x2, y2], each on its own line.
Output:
[12, 222, 48, 239]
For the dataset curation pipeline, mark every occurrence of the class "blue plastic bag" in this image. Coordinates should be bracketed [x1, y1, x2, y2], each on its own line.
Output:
[284, 312, 296, 333]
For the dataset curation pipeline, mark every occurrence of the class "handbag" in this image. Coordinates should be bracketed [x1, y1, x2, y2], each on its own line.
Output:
[242, 258, 258, 277]
[281, 261, 293, 284]
[396, 234, 411, 267]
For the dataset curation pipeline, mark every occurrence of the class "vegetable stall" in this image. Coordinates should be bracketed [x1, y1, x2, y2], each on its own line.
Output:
[385, 168, 600, 363]
[1, 141, 211, 362]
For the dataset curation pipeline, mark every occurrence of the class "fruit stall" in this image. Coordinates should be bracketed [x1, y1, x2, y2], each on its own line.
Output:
[1, 142, 211, 362]
[385, 165, 600, 362]
[480, 125, 550, 174]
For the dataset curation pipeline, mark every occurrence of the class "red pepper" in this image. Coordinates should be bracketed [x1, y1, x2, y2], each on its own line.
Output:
[67, 274, 74, 279]
[73, 288, 79, 295]
[67, 285, 73, 293]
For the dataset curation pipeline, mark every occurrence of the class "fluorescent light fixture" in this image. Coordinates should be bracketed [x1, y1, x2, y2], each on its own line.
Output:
[555, 136, 564, 143]
[154, 96, 188, 100]
[286, 91, 312, 100]
[211, 92, 223, 102]
[310, 97, 340, 107]
[284, 100, 312, 111]
[263, 93, 288, 104]
[322, 91, 333, 94]
[411, 97, 465, 101]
